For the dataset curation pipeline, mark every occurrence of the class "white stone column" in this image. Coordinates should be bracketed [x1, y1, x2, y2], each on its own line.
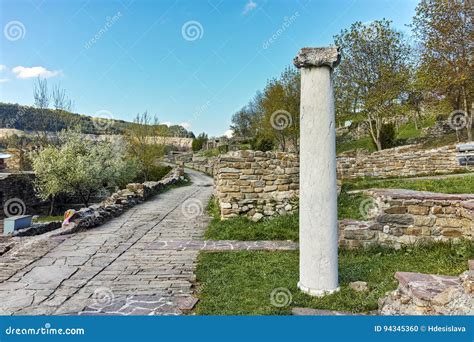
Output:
[294, 47, 341, 296]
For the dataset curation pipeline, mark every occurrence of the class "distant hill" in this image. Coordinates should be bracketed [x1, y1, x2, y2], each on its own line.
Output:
[0, 102, 194, 138]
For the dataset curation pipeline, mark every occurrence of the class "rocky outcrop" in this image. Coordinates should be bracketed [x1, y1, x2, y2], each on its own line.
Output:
[379, 260, 474, 315]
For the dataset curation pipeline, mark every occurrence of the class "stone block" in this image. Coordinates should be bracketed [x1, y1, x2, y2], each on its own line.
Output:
[407, 205, 430, 215]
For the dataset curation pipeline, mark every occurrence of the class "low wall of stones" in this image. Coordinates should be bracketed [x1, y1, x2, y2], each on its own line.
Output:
[338, 144, 473, 179]
[339, 189, 474, 249]
[214, 150, 299, 220]
[64, 166, 184, 232]
[183, 155, 217, 176]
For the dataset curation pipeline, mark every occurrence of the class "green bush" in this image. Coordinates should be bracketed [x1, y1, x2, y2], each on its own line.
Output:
[192, 132, 208, 152]
[376, 123, 397, 150]
[250, 136, 274, 152]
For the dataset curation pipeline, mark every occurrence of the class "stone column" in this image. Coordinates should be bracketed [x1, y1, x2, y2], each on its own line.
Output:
[293, 47, 341, 296]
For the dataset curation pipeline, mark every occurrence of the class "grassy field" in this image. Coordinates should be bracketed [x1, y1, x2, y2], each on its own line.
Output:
[194, 241, 473, 315]
[344, 174, 474, 194]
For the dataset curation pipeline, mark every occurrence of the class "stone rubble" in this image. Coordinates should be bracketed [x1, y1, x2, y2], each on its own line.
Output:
[379, 260, 474, 315]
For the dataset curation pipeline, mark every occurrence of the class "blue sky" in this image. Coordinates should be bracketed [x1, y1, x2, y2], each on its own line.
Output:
[0, 0, 418, 137]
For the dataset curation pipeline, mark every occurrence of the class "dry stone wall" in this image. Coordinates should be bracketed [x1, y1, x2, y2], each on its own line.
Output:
[339, 189, 474, 249]
[338, 144, 473, 179]
[184, 155, 217, 176]
[214, 150, 299, 220]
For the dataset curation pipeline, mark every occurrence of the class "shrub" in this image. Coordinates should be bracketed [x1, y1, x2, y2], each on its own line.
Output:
[376, 123, 397, 150]
[250, 136, 274, 152]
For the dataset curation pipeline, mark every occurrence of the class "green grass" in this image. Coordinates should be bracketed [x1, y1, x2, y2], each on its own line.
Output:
[205, 192, 366, 241]
[198, 148, 220, 157]
[194, 240, 474, 315]
[33, 215, 63, 223]
[344, 174, 474, 194]
[336, 137, 375, 155]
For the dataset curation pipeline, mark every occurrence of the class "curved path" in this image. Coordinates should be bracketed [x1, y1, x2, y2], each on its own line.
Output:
[0, 169, 214, 315]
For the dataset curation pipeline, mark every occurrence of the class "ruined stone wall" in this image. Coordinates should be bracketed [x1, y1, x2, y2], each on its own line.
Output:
[338, 189, 474, 249]
[183, 155, 217, 176]
[214, 150, 299, 220]
[338, 144, 473, 179]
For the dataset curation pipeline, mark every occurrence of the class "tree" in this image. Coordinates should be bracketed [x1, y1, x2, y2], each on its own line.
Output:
[30, 131, 137, 208]
[33, 77, 49, 109]
[124, 112, 166, 182]
[192, 133, 208, 152]
[52, 83, 74, 112]
[334, 20, 411, 150]
[412, 0, 473, 140]
[229, 67, 300, 152]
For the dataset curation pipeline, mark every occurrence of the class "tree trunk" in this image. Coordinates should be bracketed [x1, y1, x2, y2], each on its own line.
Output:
[49, 196, 55, 216]
[461, 86, 472, 141]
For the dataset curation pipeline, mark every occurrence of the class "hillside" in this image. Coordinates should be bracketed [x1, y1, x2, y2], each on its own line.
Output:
[0, 102, 194, 137]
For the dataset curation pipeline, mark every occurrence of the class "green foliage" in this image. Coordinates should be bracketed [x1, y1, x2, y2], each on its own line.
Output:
[376, 123, 397, 150]
[124, 112, 168, 182]
[30, 131, 138, 207]
[192, 132, 208, 152]
[230, 67, 300, 152]
[336, 136, 376, 155]
[250, 136, 274, 152]
[195, 240, 474, 314]
[412, 0, 473, 140]
[0, 102, 193, 137]
[334, 20, 411, 151]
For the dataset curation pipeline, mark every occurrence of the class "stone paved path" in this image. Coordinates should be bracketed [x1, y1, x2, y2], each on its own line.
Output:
[0, 169, 214, 316]
[0, 169, 299, 316]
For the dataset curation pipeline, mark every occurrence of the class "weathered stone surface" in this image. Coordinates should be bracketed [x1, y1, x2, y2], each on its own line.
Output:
[349, 281, 369, 292]
[379, 262, 473, 315]
[293, 47, 341, 69]
[292, 307, 363, 316]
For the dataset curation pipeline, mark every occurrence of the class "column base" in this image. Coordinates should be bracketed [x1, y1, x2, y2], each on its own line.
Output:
[298, 282, 340, 297]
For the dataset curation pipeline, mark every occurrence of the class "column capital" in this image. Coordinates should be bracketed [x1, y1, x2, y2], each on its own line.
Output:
[293, 47, 341, 69]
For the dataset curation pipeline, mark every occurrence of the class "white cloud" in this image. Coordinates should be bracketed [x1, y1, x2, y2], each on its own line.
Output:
[243, 0, 257, 15]
[12, 66, 61, 79]
[0, 78, 10, 83]
[180, 122, 191, 130]
[224, 129, 234, 138]
[162, 121, 172, 127]
[0, 65, 6, 72]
